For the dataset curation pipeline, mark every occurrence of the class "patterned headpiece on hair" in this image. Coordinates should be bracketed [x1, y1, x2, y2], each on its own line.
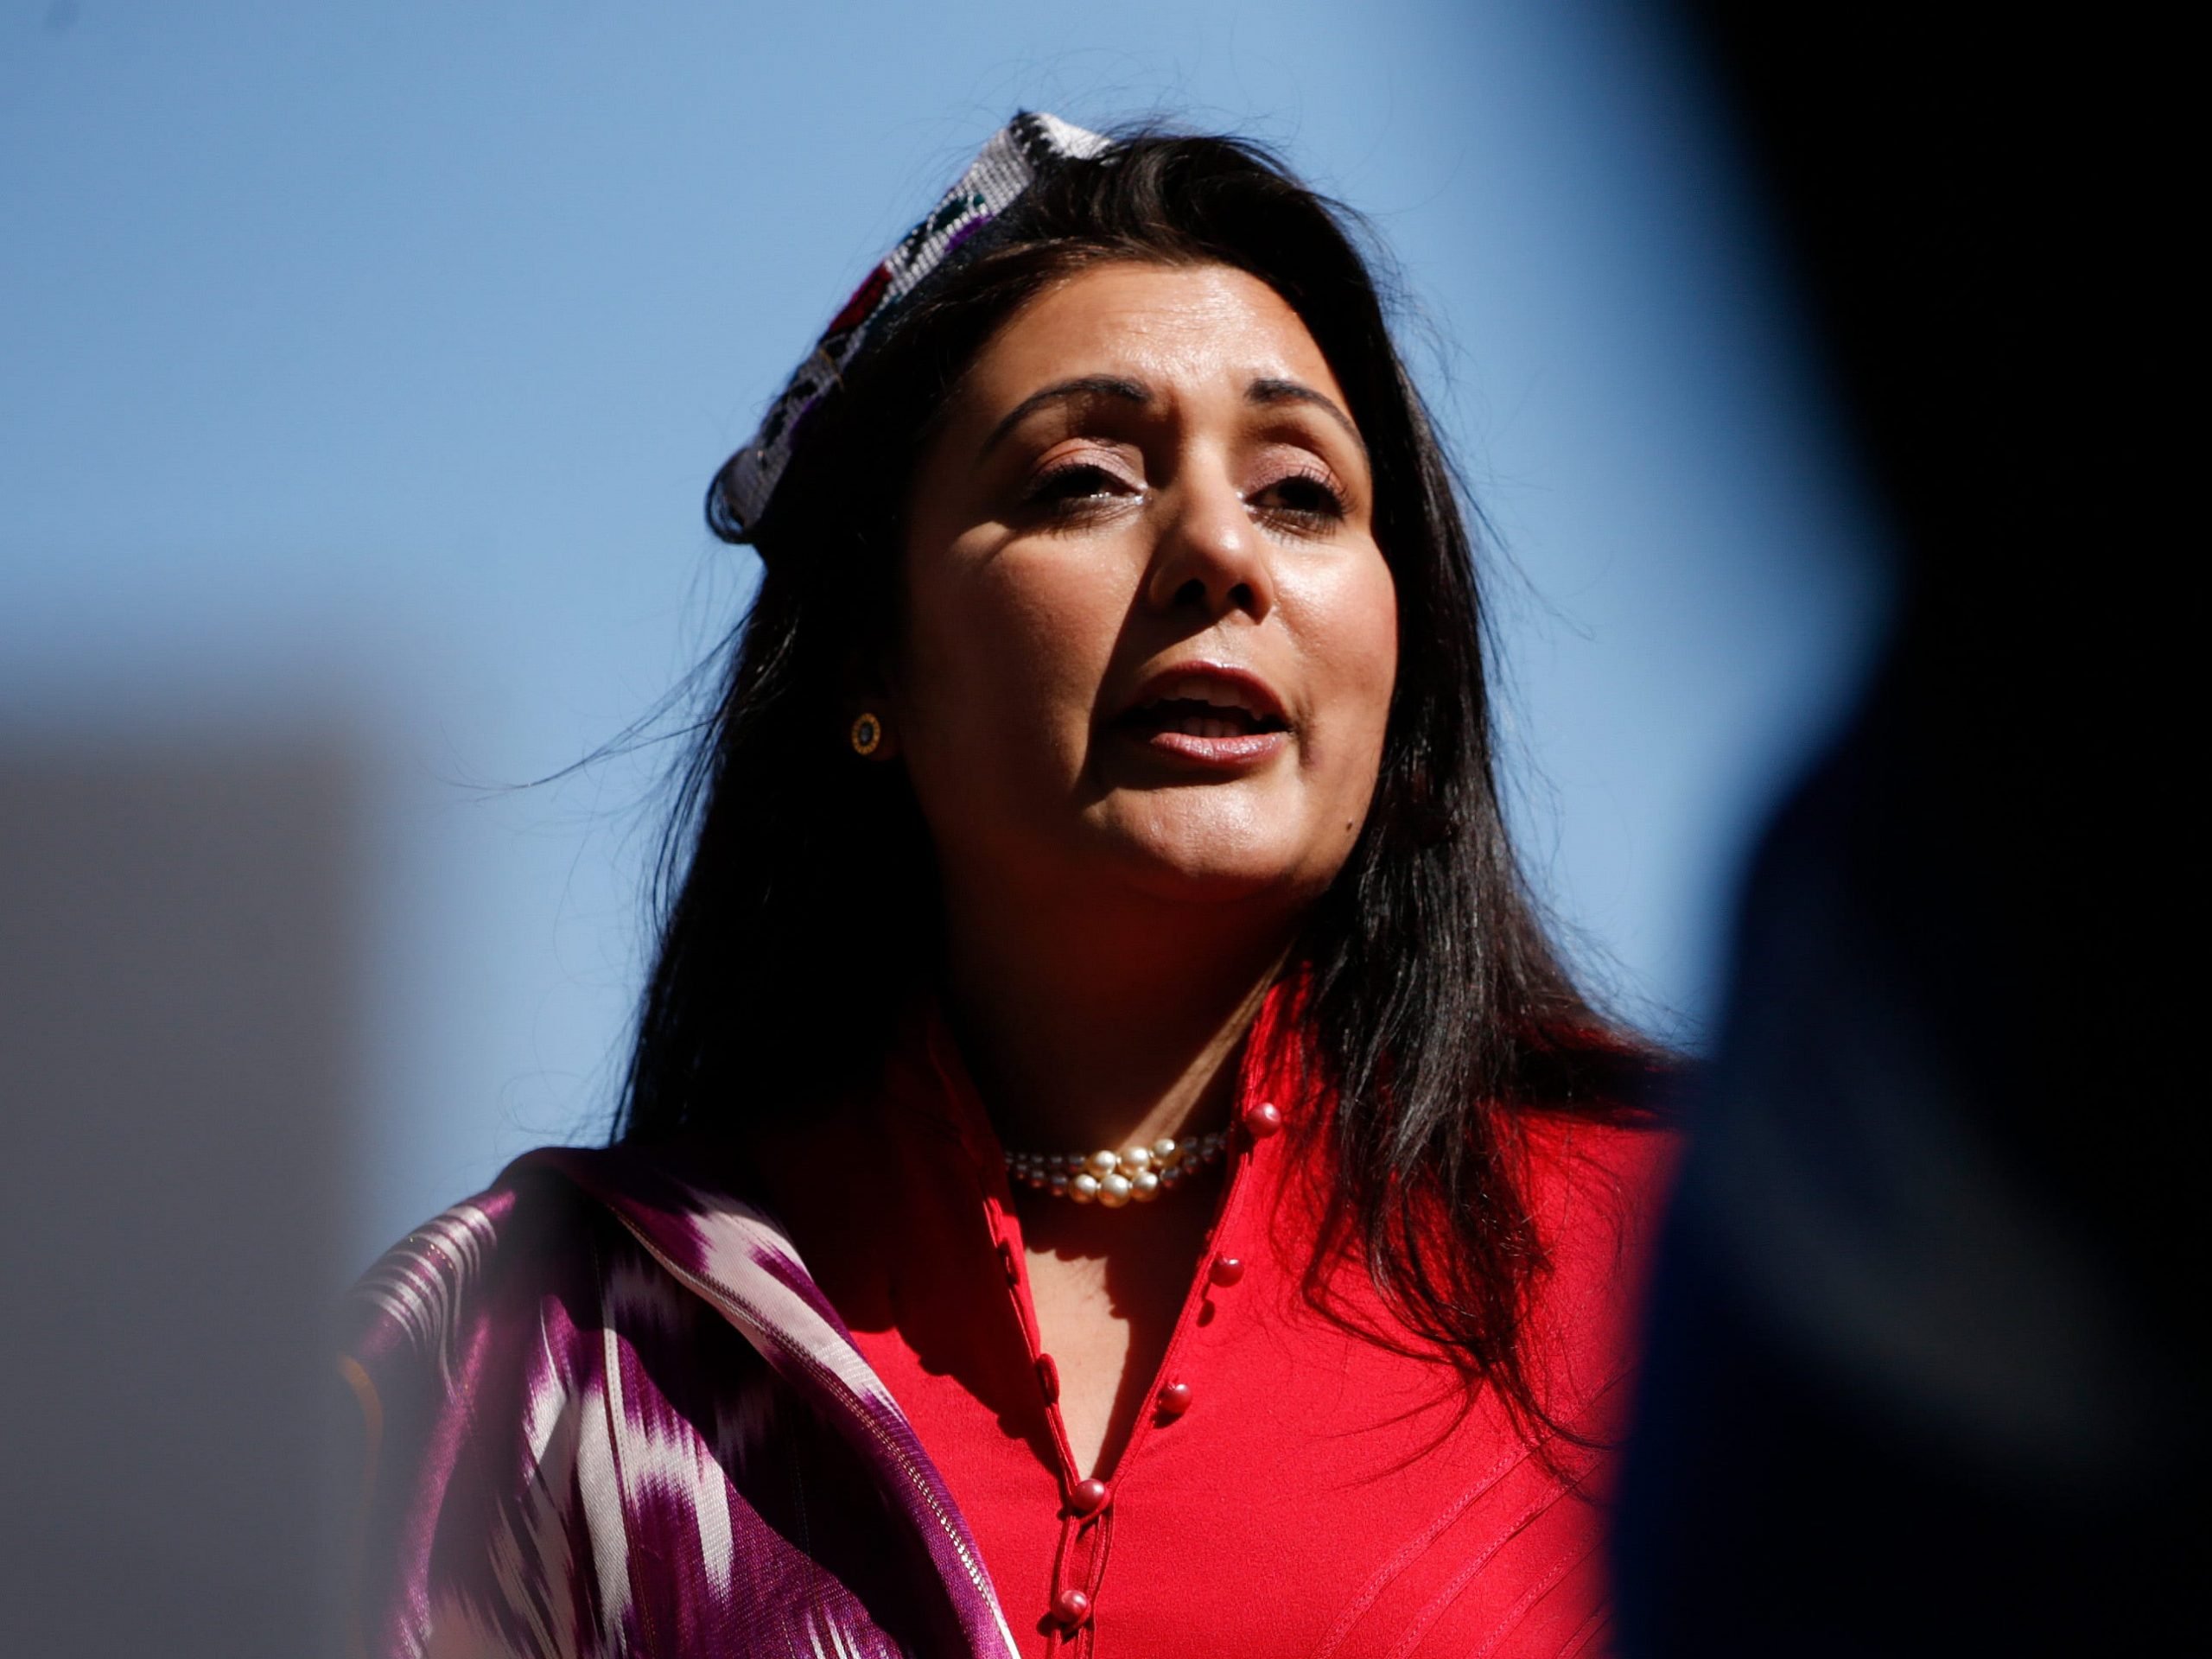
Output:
[708, 111, 1110, 544]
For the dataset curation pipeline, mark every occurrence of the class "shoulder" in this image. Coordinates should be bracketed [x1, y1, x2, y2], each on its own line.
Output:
[1517, 1109, 1681, 1229]
[337, 1146, 785, 1656]
[338, 1143, 1018, 1659]
[340, 1152, 604, 1395]
[338, 1152, 618, 1655]
[1515, 1107, 1680, 1289]
[340, 1139, 785, 1420]
[1511, 1109, 1681, 1421]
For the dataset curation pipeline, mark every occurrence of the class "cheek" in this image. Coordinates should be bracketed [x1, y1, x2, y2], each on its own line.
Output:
[1291, 556, 1401, 786]
[901, 542, 1128, 788]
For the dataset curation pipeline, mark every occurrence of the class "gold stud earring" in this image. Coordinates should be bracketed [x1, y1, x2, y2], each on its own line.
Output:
[849, 712, 883, 756]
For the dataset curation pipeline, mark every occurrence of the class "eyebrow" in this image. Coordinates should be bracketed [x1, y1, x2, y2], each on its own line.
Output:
[1247, 377, 1364, 452]
[975, 372, 1365, 458]
[979, 376, 1151, 456]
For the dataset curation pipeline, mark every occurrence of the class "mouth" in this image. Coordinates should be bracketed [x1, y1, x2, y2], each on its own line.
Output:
[1112, 665, 1292, 769]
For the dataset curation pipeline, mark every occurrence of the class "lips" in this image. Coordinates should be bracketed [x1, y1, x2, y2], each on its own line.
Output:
[1112, 664, 1291, 769]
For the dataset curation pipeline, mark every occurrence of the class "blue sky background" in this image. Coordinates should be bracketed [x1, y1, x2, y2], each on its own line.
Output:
[1, 1, 1891, 1264]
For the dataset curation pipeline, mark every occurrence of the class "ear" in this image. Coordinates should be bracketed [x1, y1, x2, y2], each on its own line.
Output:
[842, 649, 901, 760]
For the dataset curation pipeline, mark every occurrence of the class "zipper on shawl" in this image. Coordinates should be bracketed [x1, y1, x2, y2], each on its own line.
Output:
[601, 1210, 1015, 1656]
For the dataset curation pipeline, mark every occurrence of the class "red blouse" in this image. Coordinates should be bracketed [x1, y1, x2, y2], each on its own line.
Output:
[746, 989, 1672, 1658]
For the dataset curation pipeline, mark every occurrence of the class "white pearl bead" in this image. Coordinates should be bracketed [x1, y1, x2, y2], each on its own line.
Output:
[1000, 1129, 1247, 1205]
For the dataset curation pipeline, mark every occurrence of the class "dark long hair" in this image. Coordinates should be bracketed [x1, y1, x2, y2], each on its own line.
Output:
[617, 129, 1656, 1434]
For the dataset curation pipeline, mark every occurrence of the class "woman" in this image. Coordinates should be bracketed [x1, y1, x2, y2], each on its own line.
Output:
[343, 114, 1671, 1657]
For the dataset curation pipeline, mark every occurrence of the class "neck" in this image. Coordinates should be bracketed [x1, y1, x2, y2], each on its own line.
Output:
[938, 872, 1296, 1158]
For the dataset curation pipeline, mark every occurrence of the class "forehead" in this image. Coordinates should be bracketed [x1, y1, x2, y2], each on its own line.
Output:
[963, 261, 1348, 410]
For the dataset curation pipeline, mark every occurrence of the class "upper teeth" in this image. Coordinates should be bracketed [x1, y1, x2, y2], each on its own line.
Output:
[1160, 676, 1261, 715]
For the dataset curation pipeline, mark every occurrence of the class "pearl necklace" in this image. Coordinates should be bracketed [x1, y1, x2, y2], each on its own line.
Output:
[1004, 1131, 1230, 1208]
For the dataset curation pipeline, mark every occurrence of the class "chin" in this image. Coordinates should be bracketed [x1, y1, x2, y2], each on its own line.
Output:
[1087, 812, 1322, 908]
[1119, 859, 1293, 907]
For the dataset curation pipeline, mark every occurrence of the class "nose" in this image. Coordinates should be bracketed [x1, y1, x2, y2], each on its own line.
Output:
[1141, 463, 1277, 623]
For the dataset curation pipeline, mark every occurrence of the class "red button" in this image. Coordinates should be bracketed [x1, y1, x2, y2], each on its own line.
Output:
[1209, 1255, 1246, 1287]
[1159, 1381, 1193, 1417]
[1053, 1588, 1092, 1627]
[1069, 1477, 1109, 1516]
[1035, 1354, 1060, 1404]
[1242, 1099, 1284, 1139]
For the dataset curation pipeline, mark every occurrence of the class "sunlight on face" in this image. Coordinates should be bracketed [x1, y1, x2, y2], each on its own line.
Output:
[895, 262, 1399, 915]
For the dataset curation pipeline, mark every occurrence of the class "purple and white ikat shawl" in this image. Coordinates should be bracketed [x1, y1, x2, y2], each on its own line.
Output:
[341, 1146, 1020, 1658]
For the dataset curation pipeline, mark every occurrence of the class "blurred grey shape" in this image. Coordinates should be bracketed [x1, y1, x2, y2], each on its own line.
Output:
[0, 733, 358, 1654]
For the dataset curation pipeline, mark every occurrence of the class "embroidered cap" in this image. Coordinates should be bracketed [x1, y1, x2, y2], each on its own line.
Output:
[708, 111, 1111, 545]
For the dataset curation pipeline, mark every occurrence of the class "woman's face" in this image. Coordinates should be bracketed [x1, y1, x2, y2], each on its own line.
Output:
[893, 260, 1399, 917]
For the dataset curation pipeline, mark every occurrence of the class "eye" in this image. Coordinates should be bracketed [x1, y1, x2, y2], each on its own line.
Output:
[1248, 467, 1348, 530]
[1021, 461, 1138, 520]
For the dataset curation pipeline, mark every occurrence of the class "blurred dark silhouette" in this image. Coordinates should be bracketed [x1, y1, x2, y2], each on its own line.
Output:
[1617, 8, 2192, 1653]
[0, 736, 357, 1656]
